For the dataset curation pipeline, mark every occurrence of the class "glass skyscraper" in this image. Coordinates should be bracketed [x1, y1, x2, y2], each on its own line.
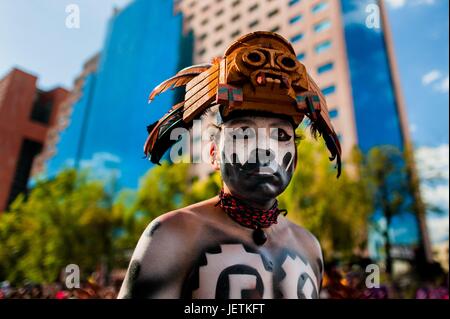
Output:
[44, 0, 193, 190]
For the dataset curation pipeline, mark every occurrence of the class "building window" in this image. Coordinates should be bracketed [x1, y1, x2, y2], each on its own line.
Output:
[289, 0, 300, 6]
[329, 108, 338, 118]
[201, 4, 210, 12]
[270, 26, 280, 32]
[315, 40, 332, 53]
[249, 20, 259, 28]
[31, 92, 53, 124]
[231, 30, 241, 38]
[214, 39, 223, 47]
[267, 9, 279, 17]
[199, 33, 207, 41]
[314, 20, 331, 32]
[297, 52, 306, 60]
[185, 14, 194, 23]
[317, 62, 334, 74]
[289, 15, 302, 24]
[198, 48, 206, 56]
[249, 3, 259, 12]
[231, 14, 241, 22]
[232, 0, 241, 7]
[216, 9, 224, 16]
[312, 1, 328, 14]
[322, 85, 336, 96]
[200, 18, 209, 26]
[290, 33, 304, 43]
[215, 24, 224, 31]
[189, 1, 196, 8]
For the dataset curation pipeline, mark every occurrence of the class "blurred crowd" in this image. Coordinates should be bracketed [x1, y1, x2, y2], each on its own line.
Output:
[1, 260, 448, 299]
[320, 258, 449, 299]
[0, 281, 119, 299]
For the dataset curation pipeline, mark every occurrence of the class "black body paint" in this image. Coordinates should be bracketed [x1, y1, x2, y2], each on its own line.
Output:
[122, 260, 141, 299]
[147, 221, 161, 237]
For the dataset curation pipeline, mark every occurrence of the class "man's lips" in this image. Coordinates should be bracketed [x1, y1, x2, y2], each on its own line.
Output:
[242, 167, 281, 181]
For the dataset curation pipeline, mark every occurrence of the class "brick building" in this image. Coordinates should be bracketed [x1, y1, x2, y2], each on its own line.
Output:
[0, 68, 69, 212]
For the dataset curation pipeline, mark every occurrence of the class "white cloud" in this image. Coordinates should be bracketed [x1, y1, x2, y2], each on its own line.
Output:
[385, 0, 407, 8]
[386, 0, 435, 8]
[427, 215, 449, 243]
[422, 70, 449, 94]
[415, 144, 449, 243]
[434, 75, 449, 93]
[80, 152, 122, 181]
[415, 144, 449, 181]
[422, 69, 442, 85]
[414, 0, 435, 6]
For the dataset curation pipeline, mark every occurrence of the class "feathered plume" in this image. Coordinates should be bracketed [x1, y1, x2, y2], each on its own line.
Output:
[148, 63, 212, 103]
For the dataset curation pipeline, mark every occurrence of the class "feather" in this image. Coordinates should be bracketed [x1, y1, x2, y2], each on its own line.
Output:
[148, 64, 212, 103]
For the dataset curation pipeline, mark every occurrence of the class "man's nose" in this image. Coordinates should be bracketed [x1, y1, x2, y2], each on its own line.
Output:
[256, 148, 275, 166]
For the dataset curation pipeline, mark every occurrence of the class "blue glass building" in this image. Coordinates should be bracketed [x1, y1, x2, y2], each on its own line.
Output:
[340, 0, 420, 256]
[45, 0, 193, 189]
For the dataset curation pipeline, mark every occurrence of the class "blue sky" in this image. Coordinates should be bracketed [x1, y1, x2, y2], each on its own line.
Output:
[0, 0, 447, 148]
[0, 0, 131, 90]
[385, 0, 449, 148]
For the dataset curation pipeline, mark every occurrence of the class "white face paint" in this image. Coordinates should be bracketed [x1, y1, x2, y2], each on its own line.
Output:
[217, 115, 297, 202]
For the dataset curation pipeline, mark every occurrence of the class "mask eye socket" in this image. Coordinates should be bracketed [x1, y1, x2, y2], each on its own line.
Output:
[242, 50, 266, 67]
[276, 54, 299, 71]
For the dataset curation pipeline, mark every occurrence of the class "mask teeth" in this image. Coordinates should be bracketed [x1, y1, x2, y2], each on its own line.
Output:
[281, 76, 289, 89]
[256, 72, 266, 85]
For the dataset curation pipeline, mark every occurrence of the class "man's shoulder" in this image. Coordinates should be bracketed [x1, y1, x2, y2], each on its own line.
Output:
[281, 217, 322, 257]
[145, 197, 218, 239]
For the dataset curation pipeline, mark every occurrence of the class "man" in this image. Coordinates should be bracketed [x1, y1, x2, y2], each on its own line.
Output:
[118, 32, 341, 299]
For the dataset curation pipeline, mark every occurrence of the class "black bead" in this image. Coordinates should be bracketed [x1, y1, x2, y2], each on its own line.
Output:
[253, 227, 267, 245]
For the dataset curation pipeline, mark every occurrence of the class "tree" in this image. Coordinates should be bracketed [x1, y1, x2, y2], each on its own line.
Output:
[362, 145, 411, 275]
[0, 169, 121, 285]
[125, 162, 221, 239]
[278, 132, 373, 260]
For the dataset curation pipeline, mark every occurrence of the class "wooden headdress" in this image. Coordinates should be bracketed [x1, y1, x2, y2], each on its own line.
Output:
[145, 31, 342, 177]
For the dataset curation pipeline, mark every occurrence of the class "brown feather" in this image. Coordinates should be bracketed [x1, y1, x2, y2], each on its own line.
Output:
[148, 64, 212, 102]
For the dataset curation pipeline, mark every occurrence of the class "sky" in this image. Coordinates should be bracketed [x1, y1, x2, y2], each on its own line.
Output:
[0, 0, 447, 147]
[0, 0, 131, 90]
[385, 0, 449, 148]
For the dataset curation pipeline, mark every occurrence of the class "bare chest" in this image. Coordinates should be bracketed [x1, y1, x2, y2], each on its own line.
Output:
[182, 241, 321, 299]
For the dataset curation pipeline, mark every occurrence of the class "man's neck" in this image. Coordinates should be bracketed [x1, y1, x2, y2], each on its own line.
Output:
[222, 185, 276, 211]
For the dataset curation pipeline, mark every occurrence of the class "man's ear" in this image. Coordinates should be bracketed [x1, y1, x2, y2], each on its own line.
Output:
[209, 142, 220, 171]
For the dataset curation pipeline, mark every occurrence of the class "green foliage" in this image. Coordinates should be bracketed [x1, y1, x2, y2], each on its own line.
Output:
[0, 170, 120, 284]
[279, 132, 373, 260]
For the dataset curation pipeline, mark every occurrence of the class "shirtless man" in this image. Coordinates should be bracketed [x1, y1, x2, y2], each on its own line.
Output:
[118, 32, 341, 299]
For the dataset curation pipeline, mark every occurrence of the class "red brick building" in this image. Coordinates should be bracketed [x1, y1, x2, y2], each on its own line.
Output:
[0, 68, 69, 212]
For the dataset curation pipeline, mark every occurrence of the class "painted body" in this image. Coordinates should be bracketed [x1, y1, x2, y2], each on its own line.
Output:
[117, 197, 323, 299]
[118, 115, 323, 299]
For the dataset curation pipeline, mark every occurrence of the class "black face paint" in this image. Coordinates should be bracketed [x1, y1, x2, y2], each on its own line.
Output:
[122, 260, 141, 299]
[147, 221, 161, 237]
[221, 139, 294, 201]
[219, 118, 296, 204]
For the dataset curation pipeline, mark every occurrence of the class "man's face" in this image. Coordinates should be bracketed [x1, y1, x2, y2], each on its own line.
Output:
[217, 115, 296, 203]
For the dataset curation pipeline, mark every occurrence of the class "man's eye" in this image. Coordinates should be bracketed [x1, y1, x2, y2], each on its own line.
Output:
[272, 129, 292, 141]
